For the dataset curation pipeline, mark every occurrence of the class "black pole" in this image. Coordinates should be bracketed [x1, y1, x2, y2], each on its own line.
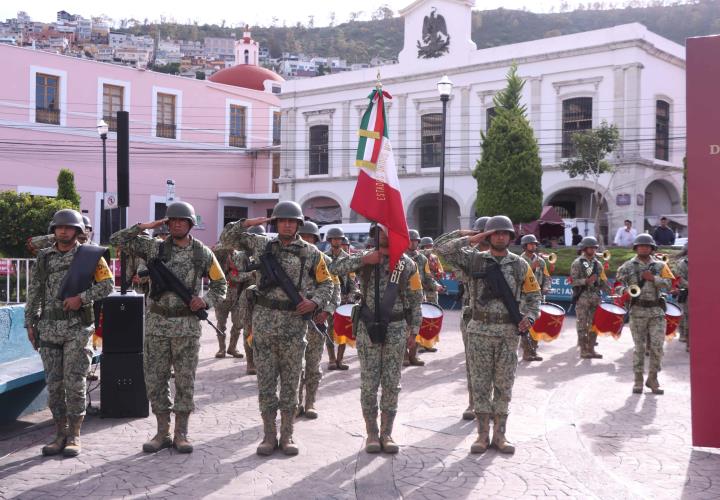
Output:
[117, 111, 130, 294]
[438, 94, 448, 237]
[101, 134, 107, 243]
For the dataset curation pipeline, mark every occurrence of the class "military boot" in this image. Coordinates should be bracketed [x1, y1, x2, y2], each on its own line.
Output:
[296, 380, 306, 418]
[226, 330, 244, 358]
[462, 392, 475, 420]
[143, 412, 173, 452]
[244, 339, 256, 375]
[279, 410, 299, 455]
[587, 333, 603, 359]
[408, 345, 425, 366]
[336, 344, 349, 370]
[491, 414, 515, 454]
[380, 411, 399, 454]
[645, 371, 664, 395]
[327, 343, 338, 370]
[173, 412, 193, 453]
[632, 372, 644, 394]
[304, 383, 318, 419]
[363, 409, 381, 453]
[41, 417, 67, 456]
[63, 415, 84, 457]
[470, 413, 491, 454]
[215, 335, 227, 358]
[580, 336, 594, 359]
[256, 411, 278, 456]
[403, 349, 410, 367]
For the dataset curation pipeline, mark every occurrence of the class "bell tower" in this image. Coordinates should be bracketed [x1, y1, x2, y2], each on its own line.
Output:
[234, 26, 259, 66]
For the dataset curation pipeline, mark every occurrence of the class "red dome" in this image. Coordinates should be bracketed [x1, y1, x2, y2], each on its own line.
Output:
[209, 64, 284, 91]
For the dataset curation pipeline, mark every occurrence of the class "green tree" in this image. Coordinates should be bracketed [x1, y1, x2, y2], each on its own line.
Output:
[473, 64, 543, 223]
[560, 121, 620, 244]
[56, 168, 81, 208]
[0, 191, 75, 257]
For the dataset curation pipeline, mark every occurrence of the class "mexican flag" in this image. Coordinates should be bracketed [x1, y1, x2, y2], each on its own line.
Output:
[351, 88, 409, 269]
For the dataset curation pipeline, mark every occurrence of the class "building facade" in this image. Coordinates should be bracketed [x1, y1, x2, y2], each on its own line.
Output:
[0, 43, 282, 246]
[278, 0, 686, 241]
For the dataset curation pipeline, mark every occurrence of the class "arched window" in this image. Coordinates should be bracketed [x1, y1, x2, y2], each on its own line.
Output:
[244, 50, 249, 65]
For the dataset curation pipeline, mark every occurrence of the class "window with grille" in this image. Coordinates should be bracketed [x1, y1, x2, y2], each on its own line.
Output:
[562, 97, 593, 157]
[36, 73, 60, 124]
[156, 93, 176, 139]
[103, 84, 124, 132]
[309, 125, 329, 175]
[421, 113, 442, 168]
[655, 100, 670, 161]
[486, 107, 496, 132]
[229, 105, 246, 148]
[273, 111, 281, 146]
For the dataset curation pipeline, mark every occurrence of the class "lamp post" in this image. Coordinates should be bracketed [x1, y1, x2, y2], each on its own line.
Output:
[97, 119, 109, 243]
[436, 74, 453, 236]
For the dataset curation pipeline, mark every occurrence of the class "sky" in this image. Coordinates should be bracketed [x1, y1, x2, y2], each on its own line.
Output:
[2, 0, 620, 28]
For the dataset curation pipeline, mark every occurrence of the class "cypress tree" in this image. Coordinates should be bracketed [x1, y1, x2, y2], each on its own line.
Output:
[57, 168, 81, 208]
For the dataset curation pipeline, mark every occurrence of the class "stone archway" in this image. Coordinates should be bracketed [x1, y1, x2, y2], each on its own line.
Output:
[643, 178, 684, 232]
[545, 186, 609, 242]
[406, 193, 461, 238]
[301, 196, 342, 225]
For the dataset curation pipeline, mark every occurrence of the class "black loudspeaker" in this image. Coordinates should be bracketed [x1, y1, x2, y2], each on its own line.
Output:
[117, 110, 129, 208]
[102, 292, 144, 353]
[101, 352, 149, 418]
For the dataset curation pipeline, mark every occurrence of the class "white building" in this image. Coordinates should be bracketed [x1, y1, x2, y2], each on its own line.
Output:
[278, 0, 686, 240]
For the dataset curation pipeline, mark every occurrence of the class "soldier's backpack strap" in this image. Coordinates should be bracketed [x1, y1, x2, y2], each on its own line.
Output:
[190, 239, 207, 293]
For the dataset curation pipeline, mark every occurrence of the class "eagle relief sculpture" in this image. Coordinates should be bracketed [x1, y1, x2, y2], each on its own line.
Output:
[417, 7, 451, 59]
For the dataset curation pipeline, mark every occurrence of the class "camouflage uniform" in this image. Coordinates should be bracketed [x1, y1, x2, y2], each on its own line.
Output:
[407, 249, 440, 303]
[570, 256, 611, 357]
[520, 252, 551, 360]
[674, 257, 689, 346]
[212, 245, 253, 356]
[436, 231, 540, 451]
[110, 225, 226, 416]
[616, 257, 674, 385]
[325, 247, 359, 368]
[421, 249, 444, 304]
[329, 251, 423, 451]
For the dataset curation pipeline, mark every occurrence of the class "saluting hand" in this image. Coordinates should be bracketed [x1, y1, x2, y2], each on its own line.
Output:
[138, 218, 168, 231]
[468, 230, 495, 245]
[243, 217, 271, 228]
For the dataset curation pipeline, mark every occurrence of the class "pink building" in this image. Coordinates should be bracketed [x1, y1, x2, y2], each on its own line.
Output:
[0, 35, 284, 246]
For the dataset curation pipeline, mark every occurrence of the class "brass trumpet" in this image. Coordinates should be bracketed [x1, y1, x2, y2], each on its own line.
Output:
[541, 253, 558, 264]
[628, 284, 642, 297]
[601, 250, 612, 261]
[655, 253, 669, 263]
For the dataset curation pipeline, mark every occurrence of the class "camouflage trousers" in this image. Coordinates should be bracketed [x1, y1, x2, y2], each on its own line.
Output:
[325, 314, 336, 349]
[424, 291, 438, 304]
[629, 310, 666, 374]
[575, 296, 600, 344]
[215, 287, 241, 335]
[302, 327, 325, 392]
[461, 309, 472, 397]
[680, 302, 689, 340]
[144, 334, 200, 414]
[467, 334, 519, 415]
[38, 324, 93, 418]
[356, 321, 406, 414]
[520, 335, 539, 356]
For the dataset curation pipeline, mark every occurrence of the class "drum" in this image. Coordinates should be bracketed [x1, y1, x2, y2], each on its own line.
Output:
[591, 302, 627, 339]
[417, 302, 444, 349]
[665, 302, 682, 338]
[332, 304, 356, 345]
[529, 303, 566, 342]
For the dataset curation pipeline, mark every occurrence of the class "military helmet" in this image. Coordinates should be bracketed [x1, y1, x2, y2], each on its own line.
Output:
[420, 236, 434, 247]
[579, 236, 599, 249]
[153, 224, 170, 237]
[165, 201, 197, 226]
[485, 215, 515, 238]
[633, 233, 657, 250]
[341, 236, 350, 245]
[49, 209, 85, 233]
[82, 215, 92, 232]
[297, 220, 320, 240]
[271, 201, 304, 225]
[326, 227, 345, 240]
[521, 234, 539, 247]
[408, 229, 421, 241]
[248, 225, 266, 235]
[472, 216, 491, 232]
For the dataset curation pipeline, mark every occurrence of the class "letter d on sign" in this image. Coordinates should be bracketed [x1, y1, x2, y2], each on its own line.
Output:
[710, 144, 720, 155]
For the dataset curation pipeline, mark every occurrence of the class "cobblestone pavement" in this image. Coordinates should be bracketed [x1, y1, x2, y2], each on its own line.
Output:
[1, 310, 718, 499]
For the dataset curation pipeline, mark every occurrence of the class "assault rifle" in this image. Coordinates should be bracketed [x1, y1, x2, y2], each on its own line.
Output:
[472, 261, 529, 337]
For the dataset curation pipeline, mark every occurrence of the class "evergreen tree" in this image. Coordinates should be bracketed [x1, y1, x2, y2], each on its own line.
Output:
[56, 168, 81, 208]
[473, 64, 543, 223]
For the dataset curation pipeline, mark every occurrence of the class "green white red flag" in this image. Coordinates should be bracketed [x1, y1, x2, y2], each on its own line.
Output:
[351, 88, 409, 269]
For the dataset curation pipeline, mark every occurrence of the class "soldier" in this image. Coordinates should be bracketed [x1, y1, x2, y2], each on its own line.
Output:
[25, 209, 114, 457]
[616, 234, 675, 395]
[570, 236, 610, 359]
[325, 227, 359, 370]
[26, 215, 96, 255]
[330, 225, 423, 454]
[110, 201, 227, 454]
[296, 221, 340, 418]
[237, 225, 265, 374]
[221, 202, 334, 456]
[519, 235, 551, 362]
[419, 237, 445, 305]
[673, 243, 689, 351]
[436, 215, 541, 454]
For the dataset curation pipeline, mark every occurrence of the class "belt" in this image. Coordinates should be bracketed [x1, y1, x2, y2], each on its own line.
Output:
[472, 310, 512, 324]
[41, 305, 92, 321]
[633, 299, 662, 308]
[149, 303, 194, 317]
[255, 295, 295, 311]
[359, 304, 405, 323]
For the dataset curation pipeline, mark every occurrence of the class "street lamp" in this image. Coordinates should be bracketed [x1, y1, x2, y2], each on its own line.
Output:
[436, 74, 453, 236]
[97, 119, 109, 243]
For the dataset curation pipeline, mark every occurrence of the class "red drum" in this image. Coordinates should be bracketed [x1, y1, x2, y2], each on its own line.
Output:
[591, 302, 627, 339]
[416, 302, 443, 349]
[529, 303, 566, 342]
[332, 304, 356, 345]
[665, 302, 682, 338]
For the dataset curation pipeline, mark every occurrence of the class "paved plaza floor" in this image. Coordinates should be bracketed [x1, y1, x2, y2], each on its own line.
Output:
[0, 311, 718, 499]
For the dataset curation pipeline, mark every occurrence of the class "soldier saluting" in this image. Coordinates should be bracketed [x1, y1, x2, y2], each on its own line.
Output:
[25, 209, 114, 457]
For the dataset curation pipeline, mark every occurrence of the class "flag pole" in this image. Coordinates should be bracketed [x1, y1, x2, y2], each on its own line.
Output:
[374, 70, 382, 340]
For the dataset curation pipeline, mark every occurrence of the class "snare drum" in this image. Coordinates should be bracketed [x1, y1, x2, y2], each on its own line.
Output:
[416, 302, 444, 349]
[332, 304, 356, 345]
[664, 302, 682, 338]
[529, 303, 566, 342]
[591, 302, 627, 339]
